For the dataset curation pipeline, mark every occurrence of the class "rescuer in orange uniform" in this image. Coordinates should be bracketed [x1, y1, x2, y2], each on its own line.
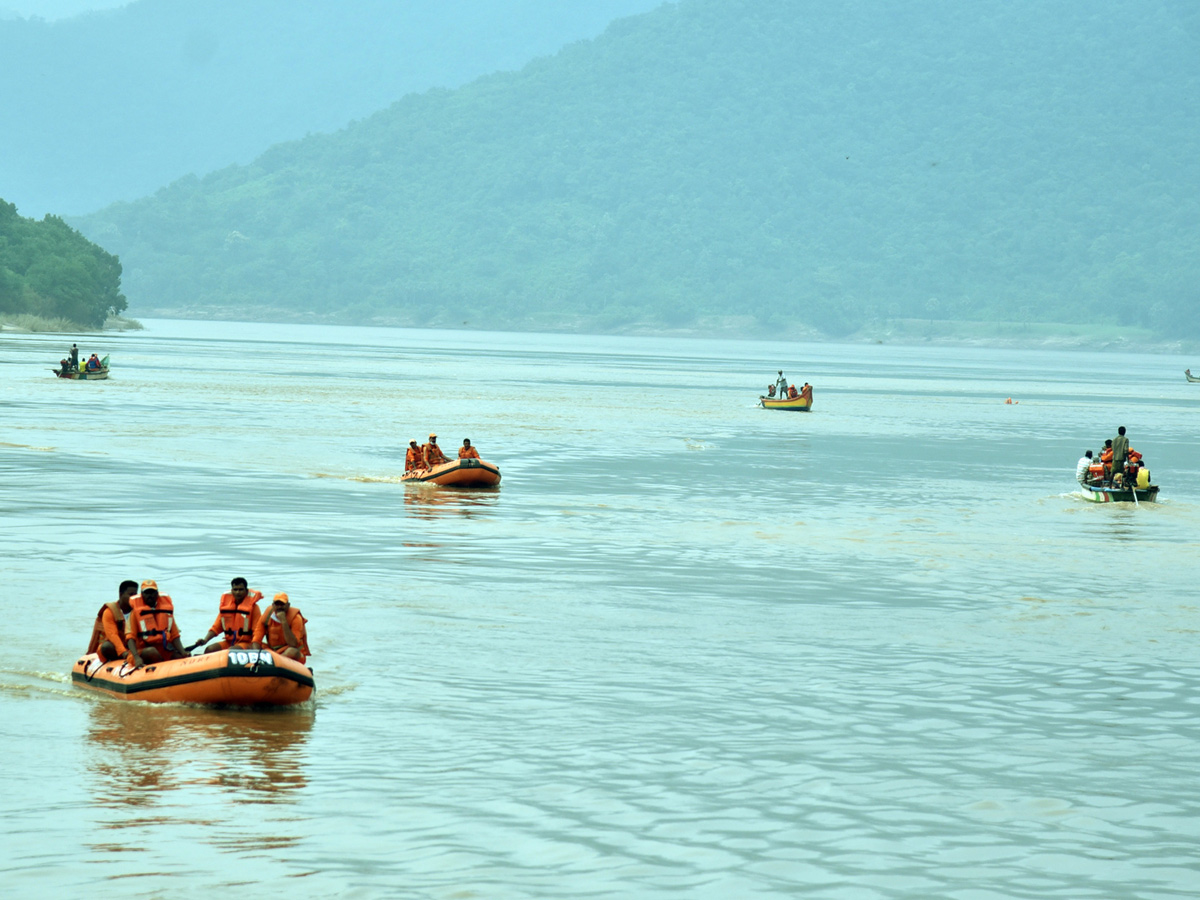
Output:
[86, 579, 139, 662]
[405, 439, 425, 471]
[252, 592, 310, 663]
[458, 438, 480, 459]
[126, 581, 187, 666]
[186, 577, 264, 654]
[423, 433, 448, 467]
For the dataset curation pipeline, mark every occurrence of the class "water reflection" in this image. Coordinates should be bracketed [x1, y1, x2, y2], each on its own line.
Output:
[402, 486, 500, 519]
[85, 701, 313, 813]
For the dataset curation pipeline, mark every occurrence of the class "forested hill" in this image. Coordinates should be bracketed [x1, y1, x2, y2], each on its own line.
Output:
[0, 200, 126, 327]
[76, 0, 1200, 340]
[0, 0, 659, 216]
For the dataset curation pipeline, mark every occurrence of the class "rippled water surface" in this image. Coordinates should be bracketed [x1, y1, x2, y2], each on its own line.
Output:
[2, 321, 1199, 898]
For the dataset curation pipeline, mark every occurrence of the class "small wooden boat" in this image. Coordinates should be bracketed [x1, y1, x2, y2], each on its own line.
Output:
[53, 354, 110, 380]
[402, 457, 501, 487]
[72, 648, 314, 706]
[1081, 483, 1159, 503]
[1185, 368, 1199, 383]
[759, 393, 813, 411]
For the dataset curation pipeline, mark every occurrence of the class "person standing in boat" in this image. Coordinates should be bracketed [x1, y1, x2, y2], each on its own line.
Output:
[458, 438, 479, 459]
[252, 592, 310, 663]
[423, 433, 448, 467]
[1111, 427, 1130, 481]
[85, 580, 138, 663]
[775, 371, 788, 399]
[405, 439, 425, 471]
[69, 343, 79, 369]
[1075, 449, 1095, 485]
[186, 577, 264, 654]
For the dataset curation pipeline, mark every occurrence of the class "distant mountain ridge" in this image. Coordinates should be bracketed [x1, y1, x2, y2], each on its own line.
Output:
[75, 0, 1200, 339]
[0, 0, 660, 216]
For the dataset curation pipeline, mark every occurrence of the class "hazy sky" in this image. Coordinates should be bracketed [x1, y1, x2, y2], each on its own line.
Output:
[0, 0, 127, 20]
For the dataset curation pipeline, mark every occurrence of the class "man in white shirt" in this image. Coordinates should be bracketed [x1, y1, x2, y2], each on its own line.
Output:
[1076, 449, 1095, 484]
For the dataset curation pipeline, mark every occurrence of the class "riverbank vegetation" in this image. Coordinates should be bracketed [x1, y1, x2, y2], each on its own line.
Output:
[75, 0, 1199, 341]
[0, 200, 127, 329]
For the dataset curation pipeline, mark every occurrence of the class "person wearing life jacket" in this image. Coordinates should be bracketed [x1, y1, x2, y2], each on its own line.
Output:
[766, 383, 776, 398]
[125, 581, 186, 666]
[86, 353, 101, 371]
[458, 438, 480, 460]
[1100, 441, 1114, 481]
[252, 592, 310, 663]
[788, 384, 799, 399]
[423, 433, 448, 467]
[86, 580, 138, 662]
[186, 577, 263, 654]
[405, 439, 425, 472]
[800, 382, 813, 403]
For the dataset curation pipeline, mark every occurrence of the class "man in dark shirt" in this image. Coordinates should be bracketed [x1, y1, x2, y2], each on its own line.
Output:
[1111, 426, 1130, 479]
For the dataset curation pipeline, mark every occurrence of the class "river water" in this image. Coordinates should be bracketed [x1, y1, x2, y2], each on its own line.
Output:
[1, 320, 1198, 898]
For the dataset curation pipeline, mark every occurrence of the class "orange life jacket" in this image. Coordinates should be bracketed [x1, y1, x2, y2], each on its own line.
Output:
[406, 446, 425, 470]
[788, 385, 798, 398]
[423, 443, 447, 465]
[86, 602, 126, 655]
[458, 446, 479, 459]
[258, 607, 311, 659]
[126, 593, 177, 656]
[218, 590, 262, 647]
[1127, 448, 1143, 465]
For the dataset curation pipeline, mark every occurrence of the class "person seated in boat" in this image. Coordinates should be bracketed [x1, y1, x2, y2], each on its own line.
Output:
[1075, 449, 1095, 485]
[86, 580, 139, 663]
[252, 592, 310, 663]
[765, 383, 776, 397]
[787, 384, 799, 399]
[58, 358, 71, 377]
[405, 439, 425, 471]
[800, 382, 813, 402]
[458, 438, 480, 459]
[125, 582, 187, 666]
[85, 353, 102, 370]
[423, 433, 448, 467]
[186, 577, 263, 654]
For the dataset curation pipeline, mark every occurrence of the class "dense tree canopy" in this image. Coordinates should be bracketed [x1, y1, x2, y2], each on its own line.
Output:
[75, 0, 1200, 339]
[0, 200, 126, 327]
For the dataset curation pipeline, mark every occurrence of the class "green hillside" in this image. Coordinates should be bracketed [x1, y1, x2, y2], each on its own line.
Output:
[76, 0, 1200, 339]
[1, 0, 658, 216]
[0, 200, 126, 327]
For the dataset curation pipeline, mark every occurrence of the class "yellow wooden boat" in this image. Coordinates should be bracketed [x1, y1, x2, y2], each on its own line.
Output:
[759, 393, 812, 411]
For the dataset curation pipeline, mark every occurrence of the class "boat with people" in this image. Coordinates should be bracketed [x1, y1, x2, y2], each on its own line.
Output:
[1185, 369, 1199, 383]
[760, 372, 813, 410]
[402, 457, 502, 487]
[72, 647, 314, 705]
[1074, 428, 1157, 503]
[53, 354, 109, 380]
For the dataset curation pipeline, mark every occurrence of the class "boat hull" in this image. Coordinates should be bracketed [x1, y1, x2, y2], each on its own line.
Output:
[1186, 370, 1199, 383]
[1081, 484, 1159, 503]
[72, 649, 314, 706]
[759, 395, 812, 411]
[402, 457, 501, 487]
[54, 367, 109, 380]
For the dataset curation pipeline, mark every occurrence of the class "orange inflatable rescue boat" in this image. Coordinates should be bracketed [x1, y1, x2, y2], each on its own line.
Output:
[402, 457, 501, 487]
[72, 648, 314, 706]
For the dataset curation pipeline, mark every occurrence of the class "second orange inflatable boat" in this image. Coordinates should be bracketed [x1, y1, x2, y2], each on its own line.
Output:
[72, 648, 315, 706]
